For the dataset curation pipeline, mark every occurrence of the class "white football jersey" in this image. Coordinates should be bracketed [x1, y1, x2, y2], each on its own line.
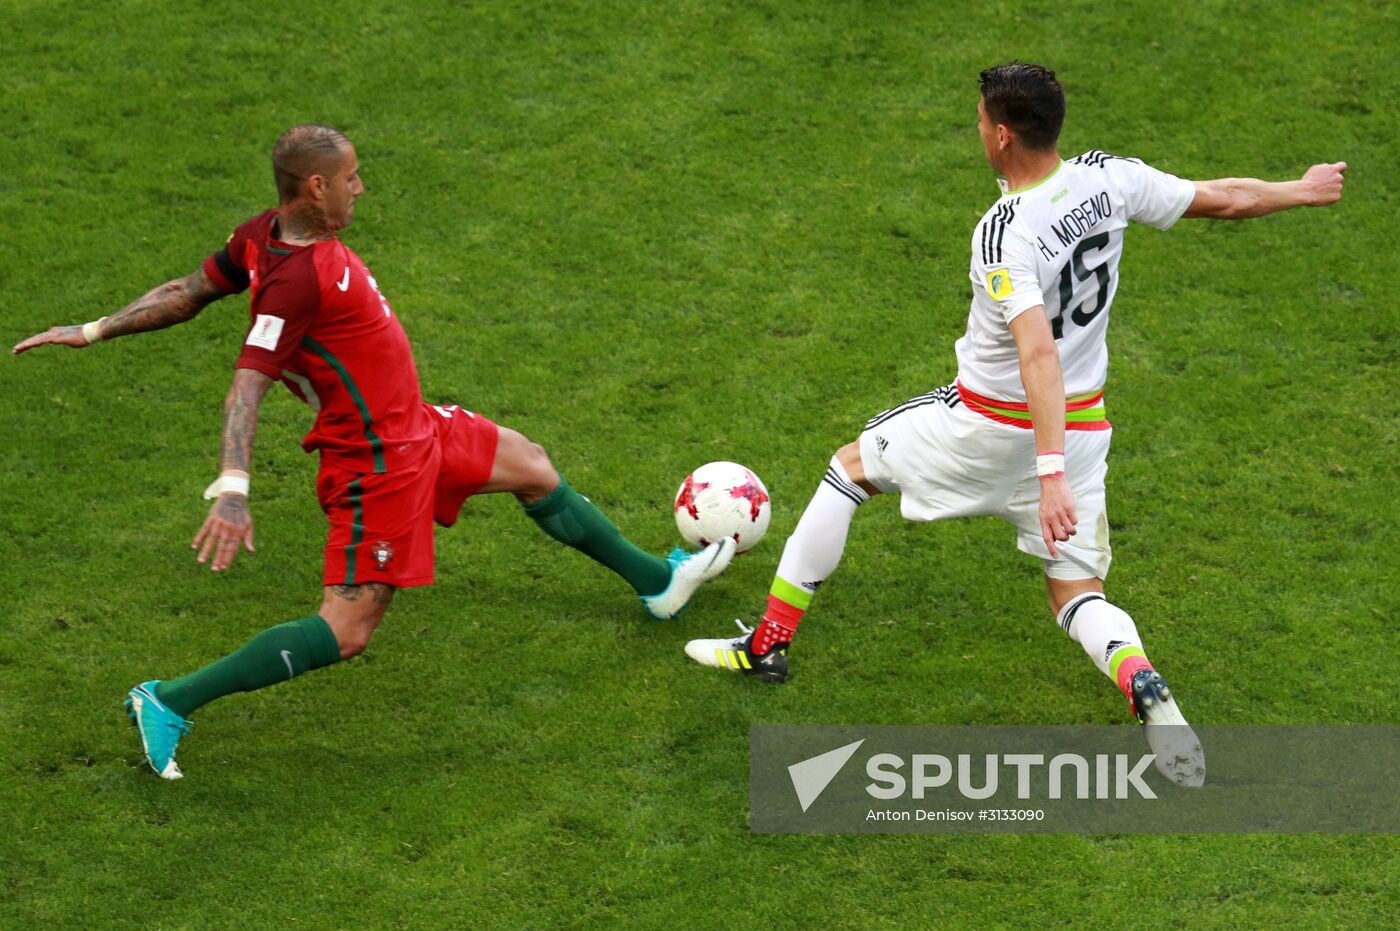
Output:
[955, 151, 1196, 400]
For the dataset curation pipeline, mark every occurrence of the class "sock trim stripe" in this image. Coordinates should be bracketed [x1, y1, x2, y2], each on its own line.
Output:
[1058, 592, 1106, 634]
[822, 473, 866, 506]
[824, 465, 869, 501]
[1108, 645, 1149, 683]
[769, 576, 814, 611]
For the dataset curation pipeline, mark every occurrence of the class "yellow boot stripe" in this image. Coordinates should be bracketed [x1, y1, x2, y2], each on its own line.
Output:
[737, 651, 752, 669]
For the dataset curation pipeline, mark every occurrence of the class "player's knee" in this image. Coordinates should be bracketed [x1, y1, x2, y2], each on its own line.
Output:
[320, 584, 393, 658]
[835, 440, 877, 494]
[331, 607, 388, 658]
[519, 439, 559, 497]
[334, 624, 374, 659]
[1045, 576, 1104, 617]
[496, 428, 559, 497]
[527, 440, 554, 473]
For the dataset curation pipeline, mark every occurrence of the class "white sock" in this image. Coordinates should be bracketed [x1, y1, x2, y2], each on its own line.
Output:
[772, 457, 870, 600]
[1056, 592, 1146, 682]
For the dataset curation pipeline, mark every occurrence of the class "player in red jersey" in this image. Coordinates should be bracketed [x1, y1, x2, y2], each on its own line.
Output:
[13, 125, 734, 779]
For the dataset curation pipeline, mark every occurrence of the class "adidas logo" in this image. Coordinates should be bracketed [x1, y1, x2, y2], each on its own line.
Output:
[1104, 639, 1129, 662]
[874, 435, 889, 457]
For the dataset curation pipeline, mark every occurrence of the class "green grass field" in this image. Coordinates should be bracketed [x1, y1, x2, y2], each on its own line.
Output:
[3, 0, 1396, 926]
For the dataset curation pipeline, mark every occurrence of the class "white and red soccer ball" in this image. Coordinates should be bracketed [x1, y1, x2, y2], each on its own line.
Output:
[673, 461, 771, 553]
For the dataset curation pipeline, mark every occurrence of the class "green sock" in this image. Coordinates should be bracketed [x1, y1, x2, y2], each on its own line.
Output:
[155, 615, 342, 718]
[523, 477, 672, 596]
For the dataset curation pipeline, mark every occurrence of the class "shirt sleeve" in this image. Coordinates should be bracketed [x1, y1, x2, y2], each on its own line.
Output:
[235, 266, 322, 378]
[972, 217, 1044, 324]
[202, 222, 254, 294]
[1106, 158, 1196, 231]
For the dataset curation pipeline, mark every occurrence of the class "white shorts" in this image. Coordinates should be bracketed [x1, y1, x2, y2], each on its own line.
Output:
[858, 384, 1112, 581]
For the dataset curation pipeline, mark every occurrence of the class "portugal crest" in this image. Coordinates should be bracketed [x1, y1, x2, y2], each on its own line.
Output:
[372, 540, 395, 569]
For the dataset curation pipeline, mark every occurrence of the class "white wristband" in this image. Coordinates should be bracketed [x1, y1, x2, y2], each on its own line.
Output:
[1036, 452, 1066, 477]
[203, 473, 250, 500]
[81, 317, 107, 345]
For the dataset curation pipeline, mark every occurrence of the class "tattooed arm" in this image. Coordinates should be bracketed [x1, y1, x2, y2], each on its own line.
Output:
[192, 367, 274, 572]
[11, 266, 229, 354]
[216, 367, 273, 476]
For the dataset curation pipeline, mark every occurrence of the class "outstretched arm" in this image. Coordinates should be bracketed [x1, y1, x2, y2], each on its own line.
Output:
[1010, 306, 1076, 557]
[192, 367, 275, 572]
[11, 266, 229, 355]
[1183, 161, 1346, 220]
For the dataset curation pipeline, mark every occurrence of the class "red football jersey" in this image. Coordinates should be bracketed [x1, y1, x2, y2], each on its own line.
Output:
[203, 210, 433, 473]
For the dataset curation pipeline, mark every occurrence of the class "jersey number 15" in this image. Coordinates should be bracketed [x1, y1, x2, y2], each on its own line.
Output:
[1050, 231, 1110, 340]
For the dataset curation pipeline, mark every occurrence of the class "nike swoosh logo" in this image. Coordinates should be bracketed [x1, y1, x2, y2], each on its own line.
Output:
[336, 267, 350, 291]
[281, 649, 296, 679]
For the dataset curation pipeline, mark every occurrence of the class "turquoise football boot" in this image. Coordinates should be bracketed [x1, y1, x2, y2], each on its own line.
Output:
[125, 680, 191, 780]
[640, 538, 736, 619]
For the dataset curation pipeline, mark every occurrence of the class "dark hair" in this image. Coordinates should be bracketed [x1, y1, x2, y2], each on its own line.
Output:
[272, 124, 352, 203]
[979, 63, 1064, 151]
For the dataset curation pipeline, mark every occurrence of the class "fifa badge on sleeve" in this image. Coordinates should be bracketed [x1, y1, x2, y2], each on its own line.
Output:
[986, 268, 1015, 300]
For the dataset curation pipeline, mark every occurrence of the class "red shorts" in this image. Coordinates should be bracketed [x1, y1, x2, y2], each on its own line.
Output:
[318, 404, 499, 588]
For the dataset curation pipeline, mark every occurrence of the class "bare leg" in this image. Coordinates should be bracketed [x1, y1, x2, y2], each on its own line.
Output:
[319, 582, 397, 658]
[477, 426, 561, 503]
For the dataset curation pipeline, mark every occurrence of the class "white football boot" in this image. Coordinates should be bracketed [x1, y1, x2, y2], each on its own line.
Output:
[1129, 668, 1206, 788]
[641, 537, 736, 619]
[684, 619, 789, 683]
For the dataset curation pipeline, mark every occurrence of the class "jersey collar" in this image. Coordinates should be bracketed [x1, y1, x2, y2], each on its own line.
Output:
[997, 160, 1066, 196]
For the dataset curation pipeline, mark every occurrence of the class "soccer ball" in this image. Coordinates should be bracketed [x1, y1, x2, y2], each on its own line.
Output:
[673, 461, 771, 553]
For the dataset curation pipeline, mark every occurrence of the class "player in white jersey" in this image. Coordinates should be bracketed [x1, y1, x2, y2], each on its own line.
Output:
[685, 62, 1345, 786]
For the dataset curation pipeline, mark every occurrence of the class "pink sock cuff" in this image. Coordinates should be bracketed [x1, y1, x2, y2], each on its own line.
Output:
[1114, 655, 1152, 697]
[763, 595, 803, 633]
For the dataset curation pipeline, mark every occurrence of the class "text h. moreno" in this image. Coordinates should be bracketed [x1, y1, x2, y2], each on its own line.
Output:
[866, 752, 1158, 800]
